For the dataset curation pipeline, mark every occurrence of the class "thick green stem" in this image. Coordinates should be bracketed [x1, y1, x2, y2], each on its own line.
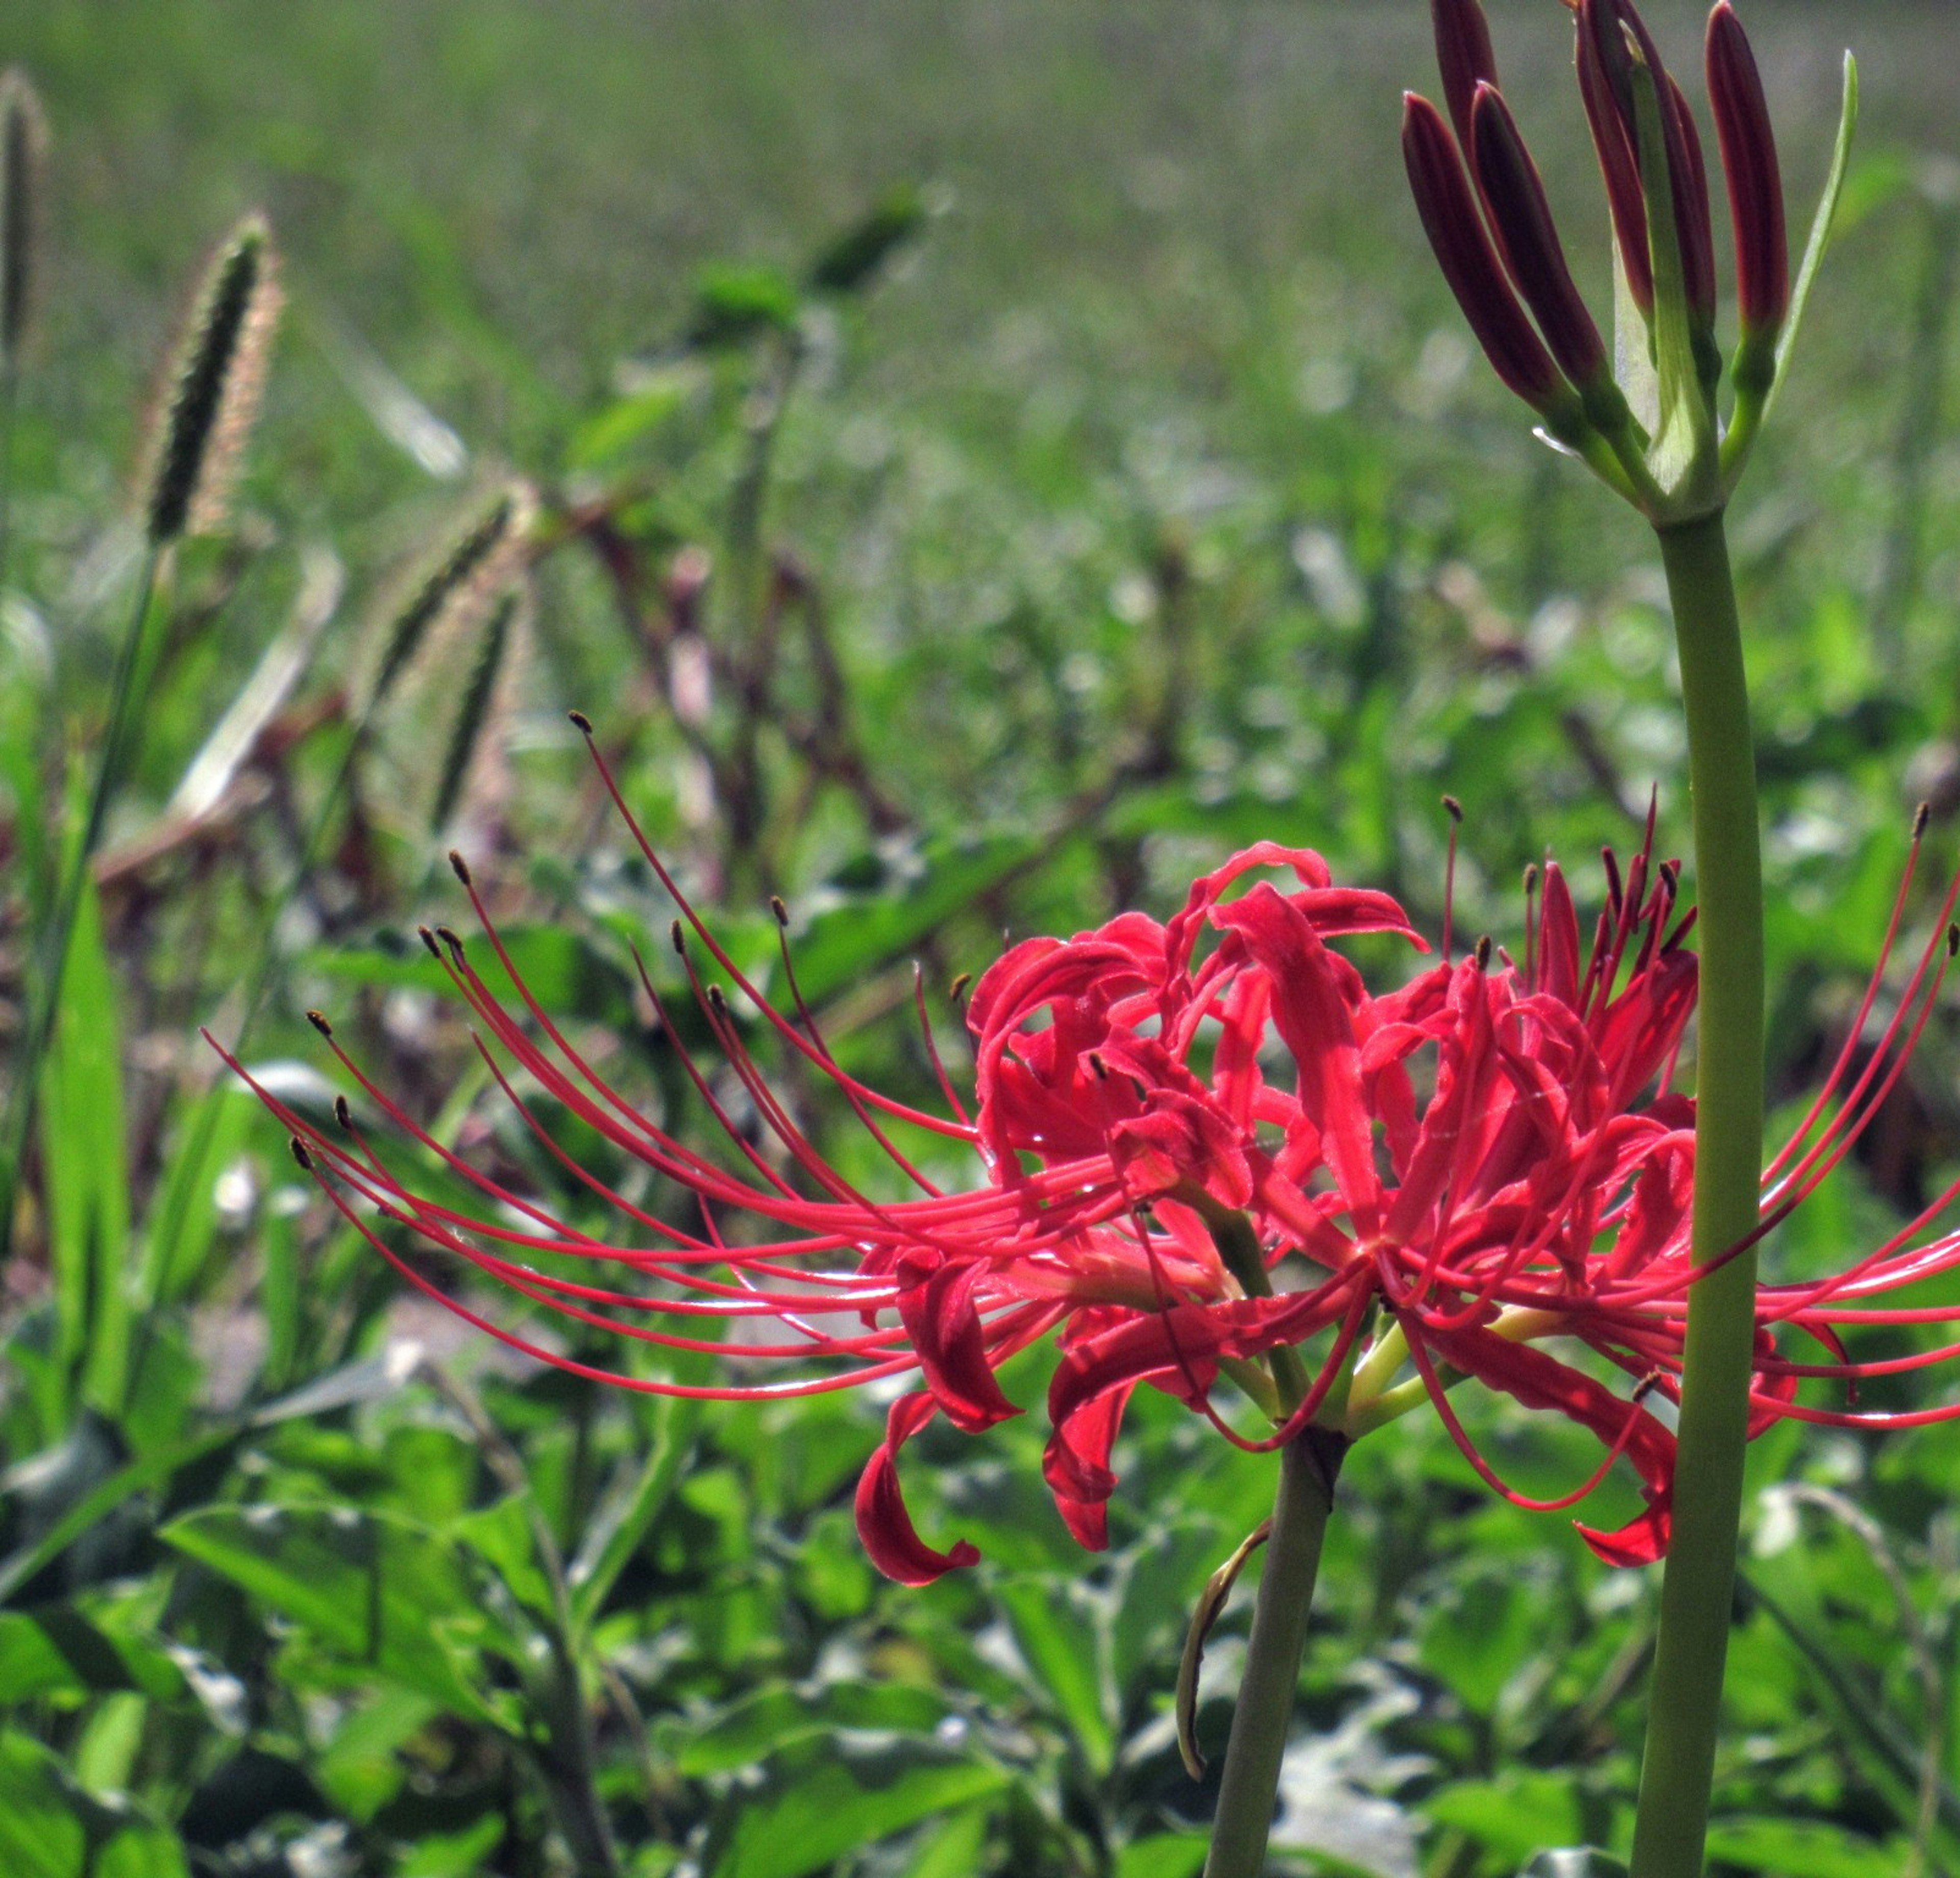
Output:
[1203, 1427, 1346, 1878]
[1629, 511, 1765, 1878]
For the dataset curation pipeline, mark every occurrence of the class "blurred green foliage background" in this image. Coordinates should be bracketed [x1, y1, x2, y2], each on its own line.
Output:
[2, 3, 1959, 1874]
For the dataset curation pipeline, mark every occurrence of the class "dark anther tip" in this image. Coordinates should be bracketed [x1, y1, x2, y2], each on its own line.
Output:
[706, 983, 729, 1014]
[448, 850, 473, 886]
[670, 918, 687, 955]
[1474, 934, 1493, 970]
[1914, 801, 1932, 839]
[435, 925, 465, 958]
[418, 925, 441, 959]
[1947, 924, 1958, 959]
[1442, 794, 1464, 823]
[1523, 862, 1540, 891]
[289, 1136, 313, 1171]
[949, 971, 973, 1003]
[770, 895, 789, 927]
[334, 1095, 353, 1130]
[305, 1009, 332, 1038]
[568, 708, 594, 734]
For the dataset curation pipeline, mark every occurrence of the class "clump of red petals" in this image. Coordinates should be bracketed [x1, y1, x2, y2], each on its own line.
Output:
[225, 743, 1960, 1586]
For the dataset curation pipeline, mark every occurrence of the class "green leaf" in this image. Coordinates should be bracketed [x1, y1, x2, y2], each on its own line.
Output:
[305, 921, 632, 1022]
[1769, 53, 1858, 422]
[0, 1731, 189, 1878]
[807, 186, 932, 296]
[675, 1681, 954, 1777]
[1115, 1835, 1208, 1878]
[137, 1083, 253, 1313]
[900, 1806, 992, 1878]
[160, 1503, 516, 1723]
[997, 1576, 1114, 1773]
[565, 369, 696, 471]
[1702, 1817, 1907, 1878]
[1425, 1773, 1588, 1868]
[701, 1739, 1009, 1878]
[567, 1392, 701, 1635]
[0, 1608, 189, 1706]
[0, 1424, 243, 1608]
[787, 830, 1044, 1006]
[39, 877, 131, 1414]
[687, 263, 800, 350]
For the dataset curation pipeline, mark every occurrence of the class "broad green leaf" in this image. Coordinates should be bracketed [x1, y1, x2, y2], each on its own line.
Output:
[451, 1493, 558, 1629]
[701, 1740, 1009, 1878]
[900, 1806, 992, 1878]
[568, 1392, 701, 1634]
[786, 830, 1045, 1006]
[1425, 1772, 1588, 1868]
[161, 1503, 516, 1723]
[675, 1681, 954, 1777]
[0, 1424, 242, 1608]
[305, 920, 633, 1021]
[0, 1730, 189, 1878]
[0, 1608, 187, 1705]
[688, 262, 800, 349]
[395, 1813, 506, 1877]
[1702, 1819, 1906, 1878]
[997, 1576, 1114, 1773]
[1115, 1835, 1208, 1878]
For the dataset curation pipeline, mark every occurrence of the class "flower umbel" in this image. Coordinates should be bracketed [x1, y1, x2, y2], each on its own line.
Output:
[226, 743, 1960, 1584]
[1405, 0, 1851, 522]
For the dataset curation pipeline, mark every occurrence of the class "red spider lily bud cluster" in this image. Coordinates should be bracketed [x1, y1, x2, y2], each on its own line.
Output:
[1406, 0, 1806, 520]
[225, 744, 1960, 1587]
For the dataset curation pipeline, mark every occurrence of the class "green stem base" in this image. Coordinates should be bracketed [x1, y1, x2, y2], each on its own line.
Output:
[1629, 511, 1766, 1878]
[1204, 1426, 1347, 1878]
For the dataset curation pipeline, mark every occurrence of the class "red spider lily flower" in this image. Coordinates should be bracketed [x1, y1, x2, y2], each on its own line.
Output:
[222, 737, 1960, 1585]
[1406, 0, 1797, 514]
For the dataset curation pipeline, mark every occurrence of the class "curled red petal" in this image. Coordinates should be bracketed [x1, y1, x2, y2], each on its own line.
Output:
[1108, 1090, 1255, 1210]
[1042, 1381, 1135, 1550]
[897, 1261, 1022, 1434]
[854, 1393, 983, 1586]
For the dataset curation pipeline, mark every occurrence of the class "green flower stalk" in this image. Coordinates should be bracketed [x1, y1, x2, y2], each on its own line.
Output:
[0, 214, 282, 1264]
[1404, 3, 1857, 1871]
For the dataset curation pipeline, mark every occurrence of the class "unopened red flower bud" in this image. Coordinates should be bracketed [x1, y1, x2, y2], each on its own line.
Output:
[1402, 92, 1569, 413]
[1662, 70, 1718, 329]
[1470, 82, 1608, 388]
[1429, 0, 1500, 154]
[1574, 2, 1654, 312]
[1582, 0, 1717, 334]
[1706, 0, 1788, 339]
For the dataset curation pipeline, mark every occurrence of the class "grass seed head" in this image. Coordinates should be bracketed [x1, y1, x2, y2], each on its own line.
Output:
[143, 213, 283, 543]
